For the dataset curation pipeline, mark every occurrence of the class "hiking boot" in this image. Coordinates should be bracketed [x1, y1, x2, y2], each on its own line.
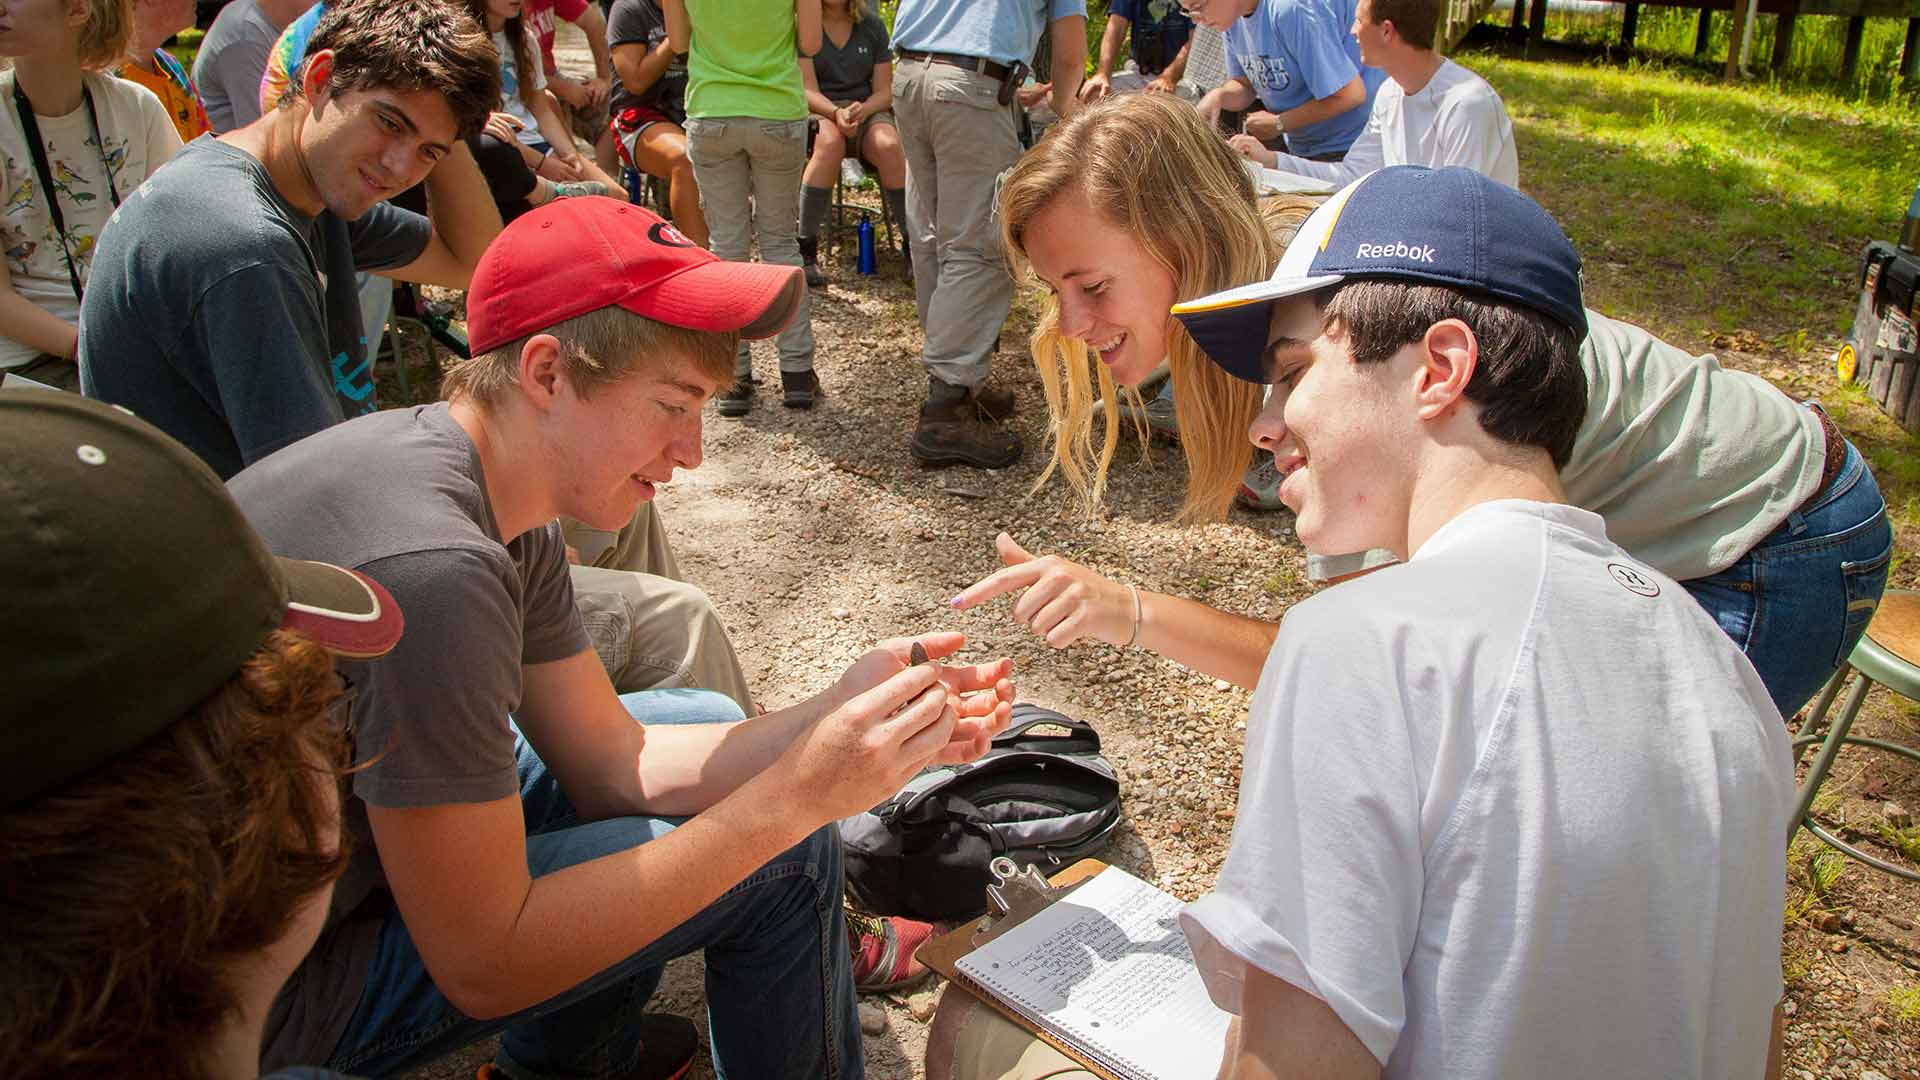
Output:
[799, 236, 826, 288]
[911, 381, 1022, 469]
[1116, 390, 1179, 444]
[967, 383, 1017, 421]
[782, 368, 823, 409]
[717, 375, 755, 418]
[1235, 454, 1286, 511]
[476, 1013, 698, 1080]
[847, 908, 935, 993]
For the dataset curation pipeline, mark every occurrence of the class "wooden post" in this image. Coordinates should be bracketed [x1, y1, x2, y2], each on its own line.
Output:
[1528, 0, 1549, 46]
[1902, 17, 1920, 84]
[1694, 9, 1714, 55]
[1774, 12, 1797, 73]
[1725, 0, 1757, 77]
[1623, 2, 1641, 48]
[1509, 0, 1528, 40]
[1842, 15, 1867, 84]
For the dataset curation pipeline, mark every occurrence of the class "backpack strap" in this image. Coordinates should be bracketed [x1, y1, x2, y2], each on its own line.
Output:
[992, 703, 1101, 754]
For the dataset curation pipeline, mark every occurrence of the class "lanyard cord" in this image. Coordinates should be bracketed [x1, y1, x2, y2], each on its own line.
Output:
[12, 77, 121, 304]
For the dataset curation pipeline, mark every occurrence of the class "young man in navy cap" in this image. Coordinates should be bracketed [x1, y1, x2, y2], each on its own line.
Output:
[0, 390, 404, 1079]
[1167, 167, 1791, 1078]
[231, 198, 1015, 1080]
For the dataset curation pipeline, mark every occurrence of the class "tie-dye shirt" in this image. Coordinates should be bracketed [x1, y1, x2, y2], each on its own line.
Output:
[257, 2, 327, 118]
[0, 70, 180, 368]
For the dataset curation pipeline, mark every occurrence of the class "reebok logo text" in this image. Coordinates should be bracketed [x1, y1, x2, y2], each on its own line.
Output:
[1355, 241, 1437, 263]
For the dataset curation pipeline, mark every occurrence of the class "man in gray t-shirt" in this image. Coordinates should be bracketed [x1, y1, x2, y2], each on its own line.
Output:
[234, 198, 1018, 1078]
[193, 0, 312, 133]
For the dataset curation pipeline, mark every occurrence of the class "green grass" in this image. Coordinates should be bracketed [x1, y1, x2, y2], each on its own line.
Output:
[1876, 822, 1920, 863]
[1885, 982, 1920, 1021]
[1809, 845, 1851, 897]
[1457, 45, 1920, 345]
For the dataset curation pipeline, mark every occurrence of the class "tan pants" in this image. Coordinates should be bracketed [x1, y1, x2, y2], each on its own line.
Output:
[924, 987, 1099, 1080]
[563, 503, 755, 713]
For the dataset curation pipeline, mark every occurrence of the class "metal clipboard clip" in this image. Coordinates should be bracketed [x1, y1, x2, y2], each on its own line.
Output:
[970, 855, 1089, 947]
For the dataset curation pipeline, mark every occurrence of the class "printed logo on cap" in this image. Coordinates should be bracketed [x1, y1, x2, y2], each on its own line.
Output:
[649, 221, 697, 249]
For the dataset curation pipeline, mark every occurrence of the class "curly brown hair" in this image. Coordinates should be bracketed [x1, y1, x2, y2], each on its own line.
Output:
[0, 630, 351, 1080]
[298, 0, 502, 140]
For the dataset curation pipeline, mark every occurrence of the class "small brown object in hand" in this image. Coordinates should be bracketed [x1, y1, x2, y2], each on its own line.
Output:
[909, 642, 929, 666]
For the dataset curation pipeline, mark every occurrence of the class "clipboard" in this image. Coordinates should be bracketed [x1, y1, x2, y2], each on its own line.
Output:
[918, 858, 1123, 1080]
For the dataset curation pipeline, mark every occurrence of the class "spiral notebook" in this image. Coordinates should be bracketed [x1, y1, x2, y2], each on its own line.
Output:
[951, 865, 1230, 1080]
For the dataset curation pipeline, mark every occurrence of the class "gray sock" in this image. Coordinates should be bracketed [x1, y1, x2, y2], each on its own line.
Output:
[800, 185, 833, 243]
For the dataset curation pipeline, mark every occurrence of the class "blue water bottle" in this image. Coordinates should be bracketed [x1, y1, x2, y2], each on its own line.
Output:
[857, 215, 877, 275]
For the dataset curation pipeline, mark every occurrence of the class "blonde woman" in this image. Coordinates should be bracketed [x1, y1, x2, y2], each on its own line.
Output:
[0, 0, 179, 388]
[959, 92, 1887, 721]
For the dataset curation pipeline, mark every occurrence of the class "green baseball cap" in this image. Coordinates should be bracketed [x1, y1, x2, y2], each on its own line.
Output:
[0, 391, 405, 808]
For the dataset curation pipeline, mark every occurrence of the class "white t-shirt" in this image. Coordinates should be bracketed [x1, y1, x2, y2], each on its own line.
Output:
[0, 71, 180, 368]
[494, 28, 551, 149]
[1183, 500, 1791, 1079]
[1267, 57, 1517, 186]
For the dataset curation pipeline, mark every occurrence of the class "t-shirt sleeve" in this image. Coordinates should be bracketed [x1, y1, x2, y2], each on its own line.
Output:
[1049, 0, 1089, 19]
[554, 0, 589, 21]
[344, 548, 525, 808]
[517, 521, 592, 663]
[189, 261, 345, 466]
[1109, 0, 1138, 19]
[1432, 85, 1514, 183]
[347, 201, 433, 274]
[608, 0, 661, 49]
[1224, 25, 1246, 80]
[860, 14, 892, 63]
[139, 83, 184, 176]
[1179, 601, 1426, 1066]
[1286, 5, 1360, 101]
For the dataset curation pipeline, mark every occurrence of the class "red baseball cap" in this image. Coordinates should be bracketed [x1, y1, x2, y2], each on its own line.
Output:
[466, 199, 806, 355]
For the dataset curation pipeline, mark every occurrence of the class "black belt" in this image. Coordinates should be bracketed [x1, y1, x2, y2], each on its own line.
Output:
[896, 49, 1013, 82]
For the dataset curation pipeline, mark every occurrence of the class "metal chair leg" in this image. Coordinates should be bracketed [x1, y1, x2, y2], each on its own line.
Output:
[1792, 670, 1876, 830]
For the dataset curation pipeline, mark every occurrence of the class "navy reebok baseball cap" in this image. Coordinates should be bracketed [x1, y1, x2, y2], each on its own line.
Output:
[1171, 166, 1588, 383]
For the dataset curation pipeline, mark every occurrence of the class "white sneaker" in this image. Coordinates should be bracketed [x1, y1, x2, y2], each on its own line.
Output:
[1236, 455, 1285, 511]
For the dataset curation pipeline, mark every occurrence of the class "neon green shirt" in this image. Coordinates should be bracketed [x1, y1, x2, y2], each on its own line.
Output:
[683, 0, 808, 120]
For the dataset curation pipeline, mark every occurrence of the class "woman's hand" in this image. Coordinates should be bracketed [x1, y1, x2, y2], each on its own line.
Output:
[1228, 133, 1277, 167]
[483, 111, 525, 145]
[951, 533, 1138, 649]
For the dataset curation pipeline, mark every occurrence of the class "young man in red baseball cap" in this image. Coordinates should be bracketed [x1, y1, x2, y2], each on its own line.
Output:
[230, 198, 1016, 1080]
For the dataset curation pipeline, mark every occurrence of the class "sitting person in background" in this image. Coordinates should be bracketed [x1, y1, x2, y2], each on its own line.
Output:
[1, 0, 178, 390]
[607, 0, 706, 244]
[797, 0, 906, 286]
[0, 390, 405, 1080]
[471, 0, 623, 195]
[1079, 0, 1194, 102]
[1192, 0, 1384, 162]
[1230, 0, 1515, 185]
[524, 0, 620, 177]
[82, 0, 501, 471]
[263, 0, 608, 224]
[194, 0, 309, 132]
[118, 0, 210, 142]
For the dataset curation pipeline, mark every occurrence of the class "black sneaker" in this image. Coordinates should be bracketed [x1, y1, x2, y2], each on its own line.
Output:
[781, 368, 823, 409]
[910, 389, 1022, 469]
[717, 375, 755, 417]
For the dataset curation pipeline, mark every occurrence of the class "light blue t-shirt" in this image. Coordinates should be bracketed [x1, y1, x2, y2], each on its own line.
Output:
[890, 0, 1088, 67]
[1225, 0, 1384, 158]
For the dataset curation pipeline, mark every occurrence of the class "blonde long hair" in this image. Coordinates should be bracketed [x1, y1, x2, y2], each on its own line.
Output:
[1001, 94, 1312, 522]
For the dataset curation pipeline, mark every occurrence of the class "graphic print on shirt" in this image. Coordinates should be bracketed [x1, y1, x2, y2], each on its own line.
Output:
[1242, 53, 1293, 97]
[3, 132, 129, 279]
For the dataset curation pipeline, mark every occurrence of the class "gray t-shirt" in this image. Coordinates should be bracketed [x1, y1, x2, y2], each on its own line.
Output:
[79, 136, 430, 480]
[193, 0, 284, 132]
[607, 0, 686, 119]
[812, 13, 891, 104]
[232, 403, 591, 1070]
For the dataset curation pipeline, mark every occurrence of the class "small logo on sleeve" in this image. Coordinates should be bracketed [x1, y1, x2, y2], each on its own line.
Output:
[1606, 562, 1660, 597]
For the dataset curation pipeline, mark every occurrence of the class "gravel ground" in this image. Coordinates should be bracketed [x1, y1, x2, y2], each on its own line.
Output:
[387, 24, 1920, 1080]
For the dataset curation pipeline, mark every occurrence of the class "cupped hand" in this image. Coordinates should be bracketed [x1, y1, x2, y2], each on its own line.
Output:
[1146, 74, 1176, 94]
[1243, 110, 1281, 142]
[951, 533, 1136, 650]
[584, 76, 611, 107]
[1078, 72, 1110, 103]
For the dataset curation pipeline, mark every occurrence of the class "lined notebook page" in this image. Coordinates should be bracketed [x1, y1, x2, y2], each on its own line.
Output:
[956, 866, 1230, 1080]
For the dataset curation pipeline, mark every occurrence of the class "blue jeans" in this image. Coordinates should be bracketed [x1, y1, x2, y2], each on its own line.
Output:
[324, 689, 862, 1079]
[1683, 439, 1893, 717]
